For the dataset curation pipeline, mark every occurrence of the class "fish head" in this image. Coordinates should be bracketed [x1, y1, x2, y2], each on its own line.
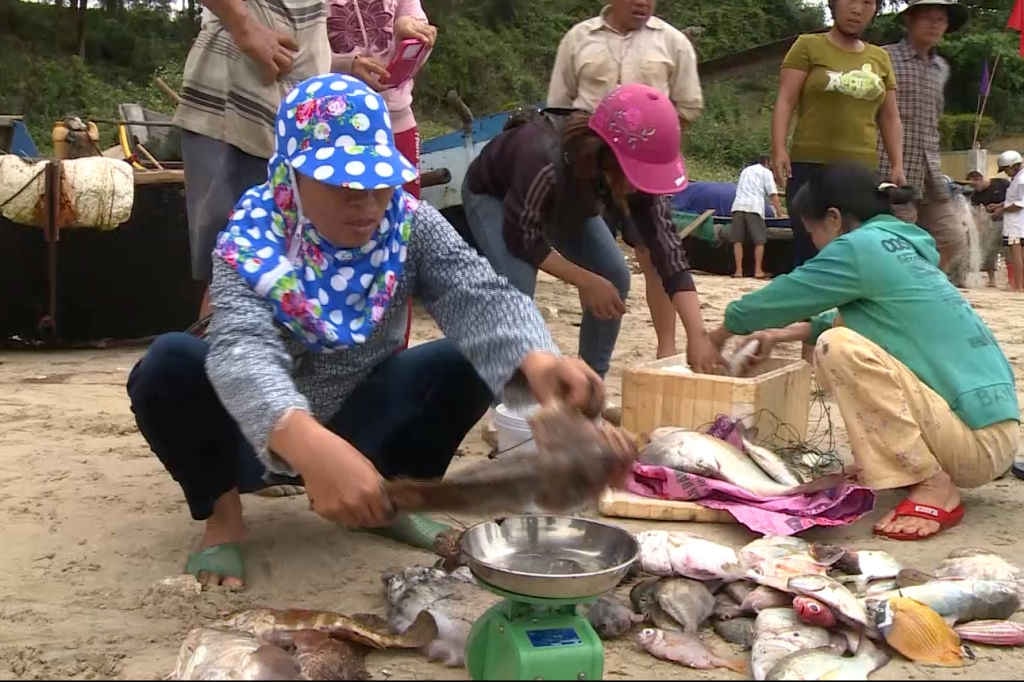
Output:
[629, 578, 661, 613]
[635, 628, 659, 647]
[793, 596, 836, 628]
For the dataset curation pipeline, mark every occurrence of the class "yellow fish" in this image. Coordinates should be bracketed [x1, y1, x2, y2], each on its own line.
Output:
[879, 597, 963, 667]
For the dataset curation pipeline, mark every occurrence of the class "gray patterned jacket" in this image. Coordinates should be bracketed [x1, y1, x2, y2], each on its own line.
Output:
[205, 202, 558, 475]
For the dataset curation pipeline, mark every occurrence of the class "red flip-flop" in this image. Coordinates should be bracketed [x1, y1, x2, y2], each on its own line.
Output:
[874, 499, 964, 541]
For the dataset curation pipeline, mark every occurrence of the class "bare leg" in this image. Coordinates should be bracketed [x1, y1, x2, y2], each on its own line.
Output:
[732, 242, 744, 278]
[1012, 243, 1024, 292]
[198, 287, 212, 319]
[754, 244, 766, 278]
[196, 489, 246, 590]
[636, 247, 677, 358]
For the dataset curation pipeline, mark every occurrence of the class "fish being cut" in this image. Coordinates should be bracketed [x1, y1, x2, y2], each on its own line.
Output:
[638, 428, 845, 498]
[636, 530, 746, 581]
[765, 637, 890, 680]
[636, 628, 747, 673]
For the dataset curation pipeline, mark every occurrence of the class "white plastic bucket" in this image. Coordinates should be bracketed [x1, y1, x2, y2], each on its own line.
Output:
[493, 402, 540, 458]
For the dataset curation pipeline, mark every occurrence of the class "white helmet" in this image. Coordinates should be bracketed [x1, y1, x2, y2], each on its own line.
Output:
[998, 150, 1023, 170]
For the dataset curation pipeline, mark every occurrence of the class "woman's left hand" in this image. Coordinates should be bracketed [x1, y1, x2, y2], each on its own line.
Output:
[395, 16, 438, 47]
[520, 352, 604, 419]
[687, 331, 727, 374]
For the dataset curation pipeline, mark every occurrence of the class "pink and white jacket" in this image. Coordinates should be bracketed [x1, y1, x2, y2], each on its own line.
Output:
[326, 0, 427, 134]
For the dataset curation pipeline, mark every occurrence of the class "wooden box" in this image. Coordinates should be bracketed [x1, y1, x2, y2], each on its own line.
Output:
[621, 356, 813, 445]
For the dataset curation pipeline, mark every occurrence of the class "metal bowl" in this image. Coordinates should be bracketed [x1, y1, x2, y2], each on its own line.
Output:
[459, 515, 639, 599]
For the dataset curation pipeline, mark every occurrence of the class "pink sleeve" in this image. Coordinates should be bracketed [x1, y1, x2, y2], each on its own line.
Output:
[396, 0, 427, 20]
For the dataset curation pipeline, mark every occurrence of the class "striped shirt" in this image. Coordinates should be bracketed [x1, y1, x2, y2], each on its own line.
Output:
[466, 113, 695, 295]
[174, 0, 332, 160]
[878, 39, 950, 201]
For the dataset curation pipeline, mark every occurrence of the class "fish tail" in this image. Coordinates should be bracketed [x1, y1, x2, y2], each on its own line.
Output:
[720, 657, 749, 674]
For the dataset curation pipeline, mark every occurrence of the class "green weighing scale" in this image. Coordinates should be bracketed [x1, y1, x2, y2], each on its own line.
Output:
[459, 515, 639, 681]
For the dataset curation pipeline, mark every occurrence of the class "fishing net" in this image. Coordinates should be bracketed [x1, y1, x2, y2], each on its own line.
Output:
[696, 379, 846, 483]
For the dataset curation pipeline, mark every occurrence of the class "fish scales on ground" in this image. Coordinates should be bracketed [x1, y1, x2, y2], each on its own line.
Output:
[583, 595, 646, 639]
[750, 608, 845, 681]
[954, 619, 1024, 646]
[639, 428, 845, 498]
[636, 628, 747, 673]
[171, 627, 303, 680]
[787, 574, 871, 630]
[863, 579, 1021, 624]
[382, 565, 501, 667]
[636, 529, 746, 581]
[874, 596, 965, 667]
[384, 402, 636, 515]
[765, 637, 890, 681]
[216, 607, 437, 650]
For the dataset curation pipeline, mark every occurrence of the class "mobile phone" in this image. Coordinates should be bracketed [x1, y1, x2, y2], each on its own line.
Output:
[383, 38, 431, 88]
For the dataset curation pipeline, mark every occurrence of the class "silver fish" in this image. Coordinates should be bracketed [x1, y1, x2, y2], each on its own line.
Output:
[583, 595, 646, 639]
[171, 627, 302, 680]
[640, 428, 844, 498]
[788, 574, 870, 629]
[636, 628, 747, 673]
[863, 579, 1020, 625]
[766, 637, 890, 680]
[727, 338, 761, 377]
[813, 545, 902, 595]
[742, 438, 802, 486]
[934, 548, 1024, 600]
[751, 608, 845, 681]
[381, 566, 499, 667]
[741, 536, 841, 592]
[636, 529, 747, 581]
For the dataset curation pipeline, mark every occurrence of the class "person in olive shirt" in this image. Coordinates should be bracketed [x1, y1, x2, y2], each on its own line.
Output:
[967, 170, 1010, 287]
[771, 0, 906, 267]
[709, 164, 1019, 541]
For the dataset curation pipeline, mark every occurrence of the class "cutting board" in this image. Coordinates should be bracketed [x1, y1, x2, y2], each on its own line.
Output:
[598, 488, 738, 524]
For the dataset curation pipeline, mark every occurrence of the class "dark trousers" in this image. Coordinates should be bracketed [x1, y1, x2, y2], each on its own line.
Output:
[787, 162, 824, 268]
[126, 333, 493, 520]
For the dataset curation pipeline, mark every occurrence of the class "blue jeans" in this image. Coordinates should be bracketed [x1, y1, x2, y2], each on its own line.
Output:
[126, 333, 492, 520]
[461, 180, 631, 377]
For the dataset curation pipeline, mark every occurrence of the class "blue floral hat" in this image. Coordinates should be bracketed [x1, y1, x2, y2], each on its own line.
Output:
[277, 73, 419, 189]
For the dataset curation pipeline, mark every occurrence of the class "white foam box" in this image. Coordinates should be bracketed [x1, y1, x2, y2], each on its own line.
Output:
[620, 355, 813, 446]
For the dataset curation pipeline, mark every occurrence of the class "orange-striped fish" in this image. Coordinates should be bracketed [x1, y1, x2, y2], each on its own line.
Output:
[954, 620, 1024, 646]
[877, 597, 963, 666]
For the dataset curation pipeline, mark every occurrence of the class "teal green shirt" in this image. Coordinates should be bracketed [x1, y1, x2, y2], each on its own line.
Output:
[724, 215, 1019, 429]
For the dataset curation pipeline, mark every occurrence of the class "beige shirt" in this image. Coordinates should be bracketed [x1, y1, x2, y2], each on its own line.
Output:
[547, 7, 703, 123]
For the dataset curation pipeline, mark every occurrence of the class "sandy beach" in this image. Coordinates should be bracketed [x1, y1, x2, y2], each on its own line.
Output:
[2, 254, 1023, 680]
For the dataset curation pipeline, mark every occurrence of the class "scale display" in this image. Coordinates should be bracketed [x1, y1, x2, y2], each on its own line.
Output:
[526, 628, 582, 648]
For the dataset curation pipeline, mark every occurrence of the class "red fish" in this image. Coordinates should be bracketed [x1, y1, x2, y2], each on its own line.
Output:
[793, 596, 836, 628]
[954, 620, 1024, 646]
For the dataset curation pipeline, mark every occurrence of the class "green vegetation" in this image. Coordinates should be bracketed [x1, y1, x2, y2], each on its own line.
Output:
[0, 0, 1020, 180]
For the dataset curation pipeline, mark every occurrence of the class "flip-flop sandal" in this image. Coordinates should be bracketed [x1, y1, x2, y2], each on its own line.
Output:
[185, 542, 245, 585]
[873, 499, 964, 541]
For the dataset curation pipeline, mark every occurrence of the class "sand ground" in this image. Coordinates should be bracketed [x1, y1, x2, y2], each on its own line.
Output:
[2, 256, 1024, 680]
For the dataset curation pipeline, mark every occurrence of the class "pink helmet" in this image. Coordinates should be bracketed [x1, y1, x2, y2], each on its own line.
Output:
[588, 83, 688, 195]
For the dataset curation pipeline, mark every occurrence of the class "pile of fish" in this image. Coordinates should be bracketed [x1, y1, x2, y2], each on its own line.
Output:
[588, 531, 1024, 679]
[639, 425, 845, 498]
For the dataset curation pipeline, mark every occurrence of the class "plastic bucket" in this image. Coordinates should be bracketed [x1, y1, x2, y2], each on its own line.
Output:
[493, 402, 540, 458]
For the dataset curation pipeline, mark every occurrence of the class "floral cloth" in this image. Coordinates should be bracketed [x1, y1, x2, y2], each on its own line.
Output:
[212, 73, 418, 351]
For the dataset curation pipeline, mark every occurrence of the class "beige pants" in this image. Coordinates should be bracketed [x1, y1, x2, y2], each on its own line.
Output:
[814, 327, 1019, 490]
[891, 194, 969, 285]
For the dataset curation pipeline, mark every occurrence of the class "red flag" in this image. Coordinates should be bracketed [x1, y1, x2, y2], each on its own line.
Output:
[1010, 0, 1024, 56]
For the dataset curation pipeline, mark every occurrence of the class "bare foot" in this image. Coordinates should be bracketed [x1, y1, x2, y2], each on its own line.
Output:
[873, 471, 960, 538]
[196, 489, 247, 590]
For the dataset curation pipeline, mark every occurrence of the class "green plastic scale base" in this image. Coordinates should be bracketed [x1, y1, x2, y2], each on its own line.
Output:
[465, 583, 604, 681]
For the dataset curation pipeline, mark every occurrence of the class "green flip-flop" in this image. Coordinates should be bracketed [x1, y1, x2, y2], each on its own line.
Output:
[185, 542, 245, 586]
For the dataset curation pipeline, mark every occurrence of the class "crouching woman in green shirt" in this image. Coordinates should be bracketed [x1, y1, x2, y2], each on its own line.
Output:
[709, 163, 1020, 541]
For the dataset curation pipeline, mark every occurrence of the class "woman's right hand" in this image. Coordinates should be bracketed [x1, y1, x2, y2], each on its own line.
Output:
[771, 148, 791, 185]
[351, 55, 390, 91]
[578, 273, 626, 320]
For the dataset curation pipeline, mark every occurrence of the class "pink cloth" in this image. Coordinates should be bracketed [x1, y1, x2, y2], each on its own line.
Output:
[326, 0, 427, 133]
[625, 463, 876, 536]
